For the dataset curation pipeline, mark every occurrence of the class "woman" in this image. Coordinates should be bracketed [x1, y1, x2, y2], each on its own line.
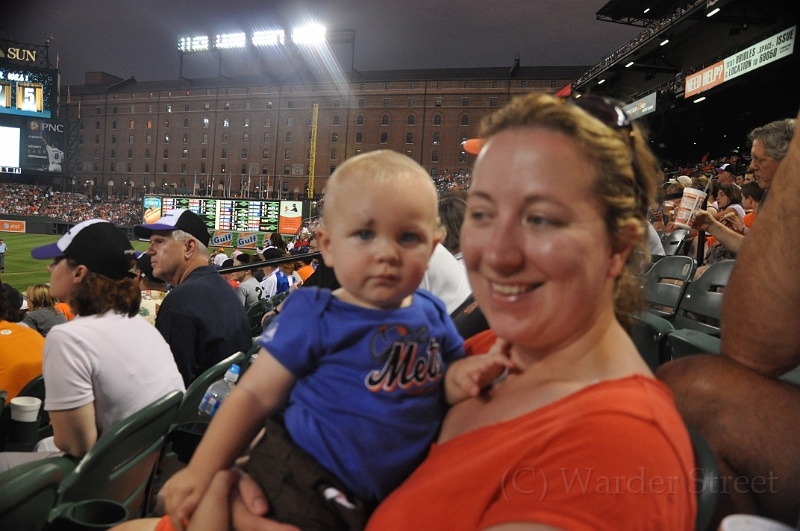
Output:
[438, 192, 468, 263]
[0, 219, 184, 471]
[21, 284, 67, 336]
[711, 184, 745, 222]
[121, 94, 696, 530]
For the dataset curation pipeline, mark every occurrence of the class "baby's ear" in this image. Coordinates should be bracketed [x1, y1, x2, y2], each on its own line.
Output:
[315, 224, 335, 268]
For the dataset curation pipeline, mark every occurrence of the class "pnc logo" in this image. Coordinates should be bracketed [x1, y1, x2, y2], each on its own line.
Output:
[29, 121, 40, 131]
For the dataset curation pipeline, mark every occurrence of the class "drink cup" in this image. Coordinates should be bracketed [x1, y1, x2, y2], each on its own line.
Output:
[9, 396, 41, 422]
[673, 187, 707, 229]
[718, 514, 794, 531]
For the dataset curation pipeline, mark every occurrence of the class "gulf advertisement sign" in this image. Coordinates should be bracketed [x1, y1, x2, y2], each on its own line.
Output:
[211, 231, 233, 247]
[237, 232, 258, 249]
[278, 201, 303, 235]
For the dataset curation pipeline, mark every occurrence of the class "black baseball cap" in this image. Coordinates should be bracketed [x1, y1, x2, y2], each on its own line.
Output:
[31, 219, 136, 280]
[134, 208, 210, 247]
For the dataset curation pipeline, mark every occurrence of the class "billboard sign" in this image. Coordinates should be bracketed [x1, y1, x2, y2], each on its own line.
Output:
[23, 118, 65, 173]
[622, 93, 657, 120]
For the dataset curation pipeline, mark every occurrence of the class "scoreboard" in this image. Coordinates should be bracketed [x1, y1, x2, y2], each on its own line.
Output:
[144, 196, 281, 233]
[0, 66, 56, 120]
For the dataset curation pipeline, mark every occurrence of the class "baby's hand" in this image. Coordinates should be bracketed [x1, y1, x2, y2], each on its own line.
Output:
[163, 466, 215, 531]
[445, 339, 515, 404]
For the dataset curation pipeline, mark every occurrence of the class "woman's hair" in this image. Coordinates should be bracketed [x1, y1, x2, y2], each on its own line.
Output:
[66, 258, 141, 317]
[270, 233, 287, 251]
[438, 192, 468, 255]
[26, 284, 58, 313]
[717, 183, 742, 206]
[479, 93, 658, 326]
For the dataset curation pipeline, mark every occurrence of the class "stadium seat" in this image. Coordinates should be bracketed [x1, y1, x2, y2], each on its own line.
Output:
[0, 459, 64, 531]
[673, 260, 734, 336]
[641, 256, 696, 319]
[48, 390, 182, 522]
[247, 299, 273, 337]
[629, 312, 674, 371]
[686, 423, 720, 531]
[663, 229, 690, 256]
[662, 329, 721, 361]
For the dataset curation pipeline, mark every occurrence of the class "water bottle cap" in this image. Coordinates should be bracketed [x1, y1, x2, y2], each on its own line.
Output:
[225, 364, 240, 382]
[228, 364, 241, 375]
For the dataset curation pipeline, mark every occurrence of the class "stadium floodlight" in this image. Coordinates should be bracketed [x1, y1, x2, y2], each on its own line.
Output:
[215, 33, 247, 49]
[660, 39, 669, 46]
[597, 79, 606, 85]
[625, 61, 634, 68]
[693, 96, 706, 103]
[292, 24, 327, 45]
[707, 8, 720, 17]
[253, 30, 286, 46]
[178, 36, 209, 53]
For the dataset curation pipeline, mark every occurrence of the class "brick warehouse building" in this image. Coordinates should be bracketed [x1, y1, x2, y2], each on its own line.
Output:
[60, 65, 586, 199]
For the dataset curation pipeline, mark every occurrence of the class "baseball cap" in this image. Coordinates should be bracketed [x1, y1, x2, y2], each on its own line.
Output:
[716, 163, 732, 172]
[31, 219, 136, 280]
[134, 208, 210, 247]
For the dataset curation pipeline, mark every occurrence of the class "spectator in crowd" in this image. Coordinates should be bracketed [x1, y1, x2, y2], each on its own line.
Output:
[658, 110, 800, 526]
[233, 253, 265, 309]
[437, 192, 468, 264]
[692, 118, 795, 253]
[212, 248, 228, 268]
[135, 253, 167, 326]
[136, 209, 251, 387]
[0, 220, 184, 472]
[419, 243, 472, 315]
[21, 284, 67, 337]
[0, 237, 6, 273]
[717, 163, 736, 185]
[219, 258, 239, 290]
[740, 181, 764, 229]
[258, 248, 284, 298]
[0, 283, 44, 400]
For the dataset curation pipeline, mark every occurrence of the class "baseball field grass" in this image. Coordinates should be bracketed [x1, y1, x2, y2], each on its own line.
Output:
[0, 232, 151, 293]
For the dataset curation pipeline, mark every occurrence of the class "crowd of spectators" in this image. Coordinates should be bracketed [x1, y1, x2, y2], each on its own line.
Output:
[0, 183, 48, 216]
[431, 171, 471, 195]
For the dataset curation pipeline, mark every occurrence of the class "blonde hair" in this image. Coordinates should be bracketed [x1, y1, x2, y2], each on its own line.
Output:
[26, 284, 57, 312]
[323, 150, 438, 221]
[480, 93, 658, 326]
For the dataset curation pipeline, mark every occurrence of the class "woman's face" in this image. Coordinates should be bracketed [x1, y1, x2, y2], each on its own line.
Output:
[48, 257, 77, 302]
[462, 128, 627, 351]
[716, 190, 729, 209]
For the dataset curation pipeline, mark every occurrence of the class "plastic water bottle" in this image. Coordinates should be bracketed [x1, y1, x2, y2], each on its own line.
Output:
[198, 364, 240, 418]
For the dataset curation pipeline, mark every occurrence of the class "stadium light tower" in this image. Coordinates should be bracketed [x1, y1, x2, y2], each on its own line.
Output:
[291, 24, 327, 45]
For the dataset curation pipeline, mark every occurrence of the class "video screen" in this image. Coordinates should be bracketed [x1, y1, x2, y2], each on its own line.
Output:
[0, 125, 22, 174]
[0, 66, 57, 119]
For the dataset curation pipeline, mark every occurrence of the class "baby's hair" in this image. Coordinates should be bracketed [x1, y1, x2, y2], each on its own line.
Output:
[324, 150, 437, 220]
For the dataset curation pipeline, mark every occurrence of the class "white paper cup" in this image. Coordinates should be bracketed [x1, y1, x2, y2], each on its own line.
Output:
[673, 187, 707, 229]
[10, 396, 41, 423]
[719, 514, 794, 531]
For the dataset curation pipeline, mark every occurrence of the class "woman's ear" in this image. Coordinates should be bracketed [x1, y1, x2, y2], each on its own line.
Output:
[608, 222, 639, 279]
[72, 264, 89, 285]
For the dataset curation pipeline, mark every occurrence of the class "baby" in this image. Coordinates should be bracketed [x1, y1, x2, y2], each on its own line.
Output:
[163, 151, 511, 530]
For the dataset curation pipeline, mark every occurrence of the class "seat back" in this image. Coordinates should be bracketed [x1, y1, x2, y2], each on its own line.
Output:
[673, 260, 734, 336]
[629, 312, 674, 371]
[0, 459, 64, 531]
[663, 229, 690, 256]
[642, 256, 696, 318]
[175, 351, 245, 425]
[247, 299, 273, 336]
[663, 329, 721, 362]
[685, 424, 719, 531]
[55, 390, 182, 519]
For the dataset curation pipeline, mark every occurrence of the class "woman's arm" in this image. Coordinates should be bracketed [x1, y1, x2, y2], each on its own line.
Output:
[51, 402, 97, 457]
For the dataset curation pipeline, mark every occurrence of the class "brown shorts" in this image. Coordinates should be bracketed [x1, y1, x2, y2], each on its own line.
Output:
[245, 416, 375, 531]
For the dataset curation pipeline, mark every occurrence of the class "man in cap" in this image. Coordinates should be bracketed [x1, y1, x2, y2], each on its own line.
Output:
[136, 209, 251, 386]
[716, 163, 736, 185]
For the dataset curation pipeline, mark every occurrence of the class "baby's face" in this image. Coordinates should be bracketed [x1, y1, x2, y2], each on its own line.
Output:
[319, 177, 439, 309]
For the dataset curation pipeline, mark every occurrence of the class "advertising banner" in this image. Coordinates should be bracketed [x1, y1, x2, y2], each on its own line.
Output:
[684, 61, 724, 98]
[211, 231, 234, 247]
[142, 196, 163, 224]
[24, 118, 65, 173]
[622, 93, 657, 120]
[236, 232, 259, 249]
[724, 26, 796, 81]
[278, 201, 303, 235]
[0, 219, 26, 233]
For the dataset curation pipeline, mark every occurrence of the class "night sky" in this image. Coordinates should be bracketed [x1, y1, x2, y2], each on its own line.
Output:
[1, 0, 641, 86]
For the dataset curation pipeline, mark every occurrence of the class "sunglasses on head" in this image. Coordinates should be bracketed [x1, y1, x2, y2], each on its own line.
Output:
[566, 95, 632, 130]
